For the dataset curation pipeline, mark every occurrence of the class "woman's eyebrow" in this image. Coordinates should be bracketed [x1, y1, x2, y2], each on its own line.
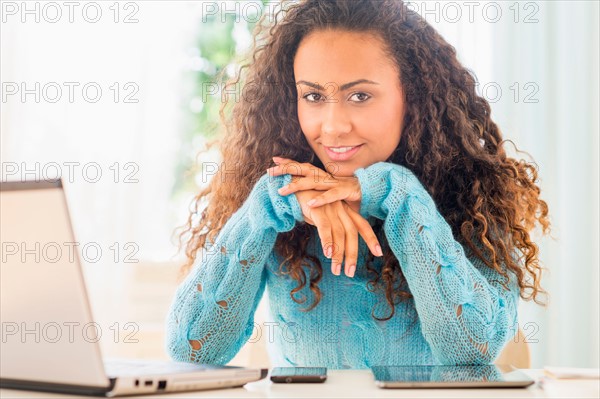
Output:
[296, 79, 379, 91]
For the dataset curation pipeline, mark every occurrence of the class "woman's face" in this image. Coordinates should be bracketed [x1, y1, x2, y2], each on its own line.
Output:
[294, 29, 405, 177]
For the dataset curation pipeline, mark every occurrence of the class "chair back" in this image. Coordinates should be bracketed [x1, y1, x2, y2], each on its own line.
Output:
[494, 328, 531, 368]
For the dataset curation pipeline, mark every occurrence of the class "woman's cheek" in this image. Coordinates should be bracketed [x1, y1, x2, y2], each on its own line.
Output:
[298, 109, 320, 140]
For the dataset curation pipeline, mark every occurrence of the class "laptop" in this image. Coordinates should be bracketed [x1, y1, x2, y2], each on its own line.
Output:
[0, 179, 267, 396]
[371, 365, 536, 388]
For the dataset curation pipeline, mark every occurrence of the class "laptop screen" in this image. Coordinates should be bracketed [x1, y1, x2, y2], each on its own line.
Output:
[1, 180, 109, 388]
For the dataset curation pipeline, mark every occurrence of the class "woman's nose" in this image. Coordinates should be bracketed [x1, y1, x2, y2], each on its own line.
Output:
[321, 102, 352, 137]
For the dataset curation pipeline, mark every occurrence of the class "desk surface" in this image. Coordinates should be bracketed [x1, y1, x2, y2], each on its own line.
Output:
[1, 369, 599, 398]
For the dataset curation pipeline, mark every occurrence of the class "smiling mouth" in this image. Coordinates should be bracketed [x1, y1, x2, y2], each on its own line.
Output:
[323, 144, 364, 161]
[324, 144, 363, 152]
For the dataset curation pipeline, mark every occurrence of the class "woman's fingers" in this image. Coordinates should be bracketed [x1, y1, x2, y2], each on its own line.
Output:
[269, 169, 333, 195]
[306, 187, 347, 207]
[311, 211, 334, 259]
[308, 177, 362, 208]
[269, 166, 362, 208]
[276, 176, 325, 195]
[296, 193, 382, 278]
[346, 206, 384, 258]
[336, 203, 359, 277]
[312, 207, 343, 276]
[325, 205, 345, 276]
[268, 158, 363, 209]
[268, 159, 328, 179]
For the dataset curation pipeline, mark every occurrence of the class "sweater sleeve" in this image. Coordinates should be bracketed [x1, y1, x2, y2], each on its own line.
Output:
[354, 162, 520, 365]
[165, 172, 304, 365]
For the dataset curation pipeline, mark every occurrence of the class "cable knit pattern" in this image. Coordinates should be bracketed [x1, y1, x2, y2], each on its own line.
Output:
[165, 173, 303, 365]
[166, 162, 519, 368]
[354, 162, 519, 365]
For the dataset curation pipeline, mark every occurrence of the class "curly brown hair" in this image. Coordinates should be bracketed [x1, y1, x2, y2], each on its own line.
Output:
[176, 0, 551, 321]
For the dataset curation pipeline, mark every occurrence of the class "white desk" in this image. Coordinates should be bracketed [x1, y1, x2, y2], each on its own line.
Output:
[1, 370, 598, 398]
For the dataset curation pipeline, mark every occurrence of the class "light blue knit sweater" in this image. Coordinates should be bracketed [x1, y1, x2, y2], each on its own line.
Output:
[165, 162, 520, 369]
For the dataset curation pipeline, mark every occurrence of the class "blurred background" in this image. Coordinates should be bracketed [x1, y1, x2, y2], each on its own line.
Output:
[1, 0, 598, 369]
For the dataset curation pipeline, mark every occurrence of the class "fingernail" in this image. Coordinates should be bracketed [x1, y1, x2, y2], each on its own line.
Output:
[376, 244, 383, 257]
[272, 156, 283, 163]
[347, 264, 356, 278]
[334, 263, 341, 276]
[307, 199, 317, 206]
[325, 246, 332, 258]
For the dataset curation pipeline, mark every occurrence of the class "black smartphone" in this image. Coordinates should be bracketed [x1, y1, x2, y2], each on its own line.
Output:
[270, 367, 328, 383]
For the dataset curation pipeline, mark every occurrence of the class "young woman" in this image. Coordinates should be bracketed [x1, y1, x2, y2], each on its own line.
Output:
[166, 0, 550, 369]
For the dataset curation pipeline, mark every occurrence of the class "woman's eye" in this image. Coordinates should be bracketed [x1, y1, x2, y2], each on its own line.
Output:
[302, 92, 323, 103]
[349, 92, 370, 102]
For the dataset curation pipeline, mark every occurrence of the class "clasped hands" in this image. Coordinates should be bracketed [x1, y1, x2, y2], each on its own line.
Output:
[267, 156, 383, 278]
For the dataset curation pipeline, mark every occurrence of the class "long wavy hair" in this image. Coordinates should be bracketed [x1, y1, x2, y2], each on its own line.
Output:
[176, 0, 551, 321]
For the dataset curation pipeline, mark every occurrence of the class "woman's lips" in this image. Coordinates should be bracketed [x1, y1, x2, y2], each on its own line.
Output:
[323, 144, 364, 161]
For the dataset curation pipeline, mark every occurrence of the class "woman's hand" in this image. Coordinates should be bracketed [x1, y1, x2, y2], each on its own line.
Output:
[268, 157, 363, 212]
[268, 157, 383, 277]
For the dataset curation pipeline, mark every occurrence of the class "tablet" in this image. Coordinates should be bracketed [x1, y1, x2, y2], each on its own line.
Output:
[371, 364, 535, 388]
